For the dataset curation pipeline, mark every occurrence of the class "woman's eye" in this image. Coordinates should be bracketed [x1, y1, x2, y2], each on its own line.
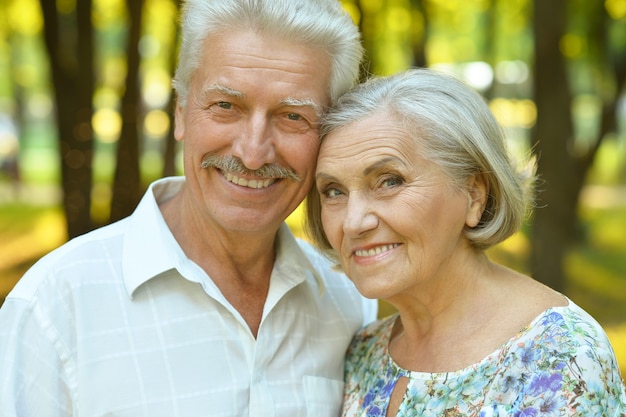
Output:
[327, 188, 342, 198]
[381, 175, 403, 188]
[320, 186, 343, 199]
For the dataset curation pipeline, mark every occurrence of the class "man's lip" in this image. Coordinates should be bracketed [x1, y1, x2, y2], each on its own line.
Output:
[223, 171, 277, 189]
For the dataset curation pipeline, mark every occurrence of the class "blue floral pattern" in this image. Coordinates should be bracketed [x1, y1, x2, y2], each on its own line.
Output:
[343, 300, 626, 416]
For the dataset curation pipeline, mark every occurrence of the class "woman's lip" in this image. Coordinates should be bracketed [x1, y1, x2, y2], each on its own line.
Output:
[352, 243, 401, 257]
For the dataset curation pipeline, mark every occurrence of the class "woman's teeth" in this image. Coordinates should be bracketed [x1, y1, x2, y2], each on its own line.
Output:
[354, 244, 399, 257]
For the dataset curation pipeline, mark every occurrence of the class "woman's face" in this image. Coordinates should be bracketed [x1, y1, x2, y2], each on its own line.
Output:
[315, 111, 485, 301]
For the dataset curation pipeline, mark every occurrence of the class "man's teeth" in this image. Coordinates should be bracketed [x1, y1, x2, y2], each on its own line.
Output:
[355, 244, 399, 257]
[225, 172, 274, 189]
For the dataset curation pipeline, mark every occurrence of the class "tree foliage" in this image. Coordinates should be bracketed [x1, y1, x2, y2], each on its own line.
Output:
[1, 0, 625, 289]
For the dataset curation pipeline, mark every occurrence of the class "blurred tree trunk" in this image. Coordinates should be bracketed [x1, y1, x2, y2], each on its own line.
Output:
[109, 0, 145, 222]
[7, 30, 25, 192]
[162, 0, 182, 178]
[409, 0, 428, 68]
[353, 0, 372, 80]
[483, 0, 497, 100]
[40, 0, 94, 238]
[530, 0, 574, 292]
[587, 2, 626, 161]
[162, 98, 178, 177]
[530, 0, 624, 291]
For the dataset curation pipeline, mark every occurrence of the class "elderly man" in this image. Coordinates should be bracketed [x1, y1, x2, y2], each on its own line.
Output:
[0, 1, 376, 416]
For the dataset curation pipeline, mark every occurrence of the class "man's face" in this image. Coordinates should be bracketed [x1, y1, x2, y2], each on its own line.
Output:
[174, 30, 331, 235]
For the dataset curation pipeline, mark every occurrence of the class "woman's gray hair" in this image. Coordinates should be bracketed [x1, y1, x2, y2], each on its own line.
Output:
[173, 0, 363, 107]
[306, 68, 536, 257]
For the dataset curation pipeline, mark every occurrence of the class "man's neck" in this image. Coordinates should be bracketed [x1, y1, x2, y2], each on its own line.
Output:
[160, 187, 278, 338]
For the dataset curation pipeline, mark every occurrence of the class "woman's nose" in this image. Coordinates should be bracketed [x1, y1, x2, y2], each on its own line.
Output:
[343, 192, 379, 237]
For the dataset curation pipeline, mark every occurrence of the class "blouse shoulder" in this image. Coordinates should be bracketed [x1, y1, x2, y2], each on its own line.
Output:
[520, 299, 618, 359]
[345, 315, 397, 379]
[350, 315, 397, 351]
[491, 299, 626, 414]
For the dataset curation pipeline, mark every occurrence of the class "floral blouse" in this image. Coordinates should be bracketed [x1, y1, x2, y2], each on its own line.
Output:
[343, 299, 626, 417]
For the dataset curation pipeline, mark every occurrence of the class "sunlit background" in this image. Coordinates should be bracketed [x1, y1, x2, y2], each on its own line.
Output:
[1, 0, 625, 371]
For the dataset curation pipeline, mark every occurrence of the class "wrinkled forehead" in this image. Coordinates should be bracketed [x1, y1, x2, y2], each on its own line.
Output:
[317, 112, 425, 171]
[320, 110, 417, 153]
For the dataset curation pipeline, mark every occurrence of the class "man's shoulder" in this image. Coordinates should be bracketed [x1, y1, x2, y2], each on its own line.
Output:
[294, 238, 344, 281]
[294, 237, 378, 324]
[6, 218, 129, 303]
[294, 238, 330, 265]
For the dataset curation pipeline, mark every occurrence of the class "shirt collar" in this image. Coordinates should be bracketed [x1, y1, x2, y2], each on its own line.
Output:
[273, 223, 326, 296]
[122, 177, 325, 298]
[123, 177, 186, 298]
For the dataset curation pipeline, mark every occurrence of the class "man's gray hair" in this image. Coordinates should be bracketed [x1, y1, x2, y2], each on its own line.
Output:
[173, 0, 363, 107]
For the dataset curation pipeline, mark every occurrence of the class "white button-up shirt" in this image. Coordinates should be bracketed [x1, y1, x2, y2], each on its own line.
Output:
[0, 177, 377, 417]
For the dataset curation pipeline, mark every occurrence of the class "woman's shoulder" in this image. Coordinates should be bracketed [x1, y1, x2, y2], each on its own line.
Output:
[354, 314, 397, 342]
[344, 315, 398, 385]
[488, 299, 626, 413]
[520, 297, 613, 349]
[347, 315, 397, 360]
[500, 297, 623, 385]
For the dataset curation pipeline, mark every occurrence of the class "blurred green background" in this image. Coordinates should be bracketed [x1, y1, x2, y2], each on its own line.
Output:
[0, 0, 625, 374]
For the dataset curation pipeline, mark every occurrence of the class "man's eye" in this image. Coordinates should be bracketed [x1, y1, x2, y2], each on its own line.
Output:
[277, 112, 314, 133]
[217, 102, 232, 109]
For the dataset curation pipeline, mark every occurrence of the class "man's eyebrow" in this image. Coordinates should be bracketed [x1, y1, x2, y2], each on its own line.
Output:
[202, 84, 245, 99]
[201, 86, 323, 116]
[279, 97, 323, 117]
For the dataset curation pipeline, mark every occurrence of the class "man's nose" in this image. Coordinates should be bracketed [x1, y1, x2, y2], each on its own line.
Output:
[232, 114, 275, 171]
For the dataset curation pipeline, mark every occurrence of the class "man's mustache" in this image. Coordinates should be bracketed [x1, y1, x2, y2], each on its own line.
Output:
[201, 155, 301, 182]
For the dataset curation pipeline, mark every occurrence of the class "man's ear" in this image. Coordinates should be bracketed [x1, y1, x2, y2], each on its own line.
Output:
[173, 100, 185, 142]
[466, 172, 488, 228]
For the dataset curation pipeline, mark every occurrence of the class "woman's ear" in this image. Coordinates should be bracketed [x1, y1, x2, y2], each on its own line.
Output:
[465, 173, 488, 228]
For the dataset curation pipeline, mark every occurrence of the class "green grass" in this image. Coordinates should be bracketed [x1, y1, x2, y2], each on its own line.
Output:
[0, 203, 66, 301]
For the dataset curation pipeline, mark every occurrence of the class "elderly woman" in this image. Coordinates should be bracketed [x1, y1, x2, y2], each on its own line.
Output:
[306, 68, 626, 416]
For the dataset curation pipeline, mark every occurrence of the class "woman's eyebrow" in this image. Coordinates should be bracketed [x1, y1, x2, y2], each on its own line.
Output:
[315, 157, 404, 184]
[315, 171, 338, 183]
[363, 156, 402, 176]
